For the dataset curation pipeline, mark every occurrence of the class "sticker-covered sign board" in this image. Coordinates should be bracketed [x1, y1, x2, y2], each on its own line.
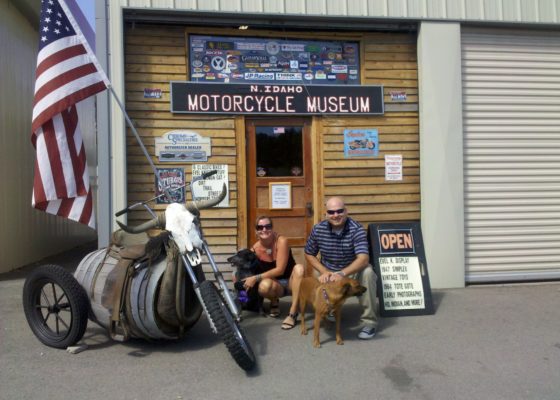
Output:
[368, 222, 434, 317]
[189, 35, 360, 85]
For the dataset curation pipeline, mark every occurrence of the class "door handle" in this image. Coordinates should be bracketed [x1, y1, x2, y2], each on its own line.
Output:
[306, 202, 313, 217]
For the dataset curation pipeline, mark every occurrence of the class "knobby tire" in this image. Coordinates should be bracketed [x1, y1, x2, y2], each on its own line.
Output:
[199, 280, 256, 371]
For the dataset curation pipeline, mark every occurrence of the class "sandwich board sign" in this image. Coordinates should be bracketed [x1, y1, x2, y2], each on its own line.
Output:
[368, 222, 434, 317]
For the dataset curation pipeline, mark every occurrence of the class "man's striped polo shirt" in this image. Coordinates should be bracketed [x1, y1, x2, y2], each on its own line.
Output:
[304, 217, 369, 271]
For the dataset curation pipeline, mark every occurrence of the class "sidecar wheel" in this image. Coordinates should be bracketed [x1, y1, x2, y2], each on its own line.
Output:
[23, 264, 89, 349]
[199, 280, 256, 371]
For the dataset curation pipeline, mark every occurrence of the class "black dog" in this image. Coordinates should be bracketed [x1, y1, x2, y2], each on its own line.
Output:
[227, 249, 264, 314]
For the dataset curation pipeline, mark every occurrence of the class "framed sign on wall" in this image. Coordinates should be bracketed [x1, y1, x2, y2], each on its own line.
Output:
[269, 182, 292, 209]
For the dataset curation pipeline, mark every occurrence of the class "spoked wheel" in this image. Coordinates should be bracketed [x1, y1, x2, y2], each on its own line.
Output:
[23, 264, 89, 349]
[199, 280, 256, 371]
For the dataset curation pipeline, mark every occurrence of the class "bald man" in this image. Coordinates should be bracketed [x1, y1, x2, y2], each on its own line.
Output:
[304, 197, 379, 339]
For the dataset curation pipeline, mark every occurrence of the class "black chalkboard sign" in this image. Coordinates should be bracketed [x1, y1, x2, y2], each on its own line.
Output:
[368, 222, 434, 317]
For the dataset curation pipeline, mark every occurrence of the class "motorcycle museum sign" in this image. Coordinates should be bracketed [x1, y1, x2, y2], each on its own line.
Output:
[171, 82, 384, 115]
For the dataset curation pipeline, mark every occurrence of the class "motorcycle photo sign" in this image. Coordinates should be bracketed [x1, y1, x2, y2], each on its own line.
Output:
[343, 129, 379, 157]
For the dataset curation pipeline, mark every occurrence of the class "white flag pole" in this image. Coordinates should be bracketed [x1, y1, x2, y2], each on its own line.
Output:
[107, 85, 173, 202]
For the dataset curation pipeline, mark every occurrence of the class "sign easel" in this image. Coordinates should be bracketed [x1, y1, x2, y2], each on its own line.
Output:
[368, 222, 434, 317]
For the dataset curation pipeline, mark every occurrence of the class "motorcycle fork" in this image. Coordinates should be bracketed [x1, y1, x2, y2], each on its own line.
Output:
[180, 245, 242, 324]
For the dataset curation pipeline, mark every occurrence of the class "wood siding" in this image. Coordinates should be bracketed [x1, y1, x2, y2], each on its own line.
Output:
[123, 24, 419, 278]
[124, 25, 239, 278]
[321, 32, 419, 226]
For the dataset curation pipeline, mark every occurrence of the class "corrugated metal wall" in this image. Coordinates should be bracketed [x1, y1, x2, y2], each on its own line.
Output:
[462, 28, 560, 282]
[0, 1, 96, 273]
[122, 0, 560, 24]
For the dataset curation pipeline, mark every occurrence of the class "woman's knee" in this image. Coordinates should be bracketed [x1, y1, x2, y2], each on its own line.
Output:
[292, 264, 305, 278]
[258, 279, 272, 295]
[258, 278, 281, 297]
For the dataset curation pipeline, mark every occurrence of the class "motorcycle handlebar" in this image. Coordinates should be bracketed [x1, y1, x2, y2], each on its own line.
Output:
[114, 170, 219, 217]
[201, 170, 218, 179]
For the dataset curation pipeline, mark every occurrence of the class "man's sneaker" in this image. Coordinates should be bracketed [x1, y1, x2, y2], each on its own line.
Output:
[326, 311, 335, 323]
[358, 326, 376, 340]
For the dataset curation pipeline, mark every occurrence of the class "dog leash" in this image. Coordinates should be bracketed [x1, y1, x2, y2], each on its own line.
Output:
[321, 287, 333, 315]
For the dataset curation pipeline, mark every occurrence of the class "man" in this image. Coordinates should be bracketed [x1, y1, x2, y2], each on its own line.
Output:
[304, 197, 378, 339]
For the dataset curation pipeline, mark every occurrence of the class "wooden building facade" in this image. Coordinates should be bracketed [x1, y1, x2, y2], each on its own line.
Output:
[97, 1, 560, 288]
[122, 24, 419, 278]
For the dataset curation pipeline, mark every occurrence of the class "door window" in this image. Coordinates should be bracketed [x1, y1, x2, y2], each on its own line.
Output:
[255, 126, 303, 177]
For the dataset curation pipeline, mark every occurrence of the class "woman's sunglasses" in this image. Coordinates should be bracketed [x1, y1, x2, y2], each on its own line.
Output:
[256, 223, 273, 231]
[326, 208, 345, 215]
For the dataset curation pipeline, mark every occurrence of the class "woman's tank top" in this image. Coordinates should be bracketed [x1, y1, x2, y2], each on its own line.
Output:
[253, 234, 296, 280]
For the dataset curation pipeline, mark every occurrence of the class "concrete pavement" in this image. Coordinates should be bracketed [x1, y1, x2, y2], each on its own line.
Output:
[1, 245, 559, 400]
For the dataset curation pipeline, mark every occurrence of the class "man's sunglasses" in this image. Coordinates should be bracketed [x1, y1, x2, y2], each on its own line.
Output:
[326, 208, 345, 215]
[256, 223, 273, 231]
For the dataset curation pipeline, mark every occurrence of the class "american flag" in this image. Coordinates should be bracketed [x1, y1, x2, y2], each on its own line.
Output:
[32, 0, 109, 228]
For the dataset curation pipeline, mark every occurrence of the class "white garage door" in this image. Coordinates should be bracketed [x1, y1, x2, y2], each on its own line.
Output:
[462, 28, 560, 282]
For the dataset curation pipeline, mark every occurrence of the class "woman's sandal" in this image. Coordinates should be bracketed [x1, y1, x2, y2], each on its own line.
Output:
[269, 300, 280, 318]
[281, 313, 298, 330]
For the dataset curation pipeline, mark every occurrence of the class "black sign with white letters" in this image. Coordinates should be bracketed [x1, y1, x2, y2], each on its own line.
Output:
[170, 82, 384, 115]
[368, 222, 434, 317]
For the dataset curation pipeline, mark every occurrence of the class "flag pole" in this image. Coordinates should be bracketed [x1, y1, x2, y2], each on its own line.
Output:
[107, 85, 173, 202]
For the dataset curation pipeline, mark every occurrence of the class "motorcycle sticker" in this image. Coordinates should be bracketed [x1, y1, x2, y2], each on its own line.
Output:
[211, 56, 226, 71]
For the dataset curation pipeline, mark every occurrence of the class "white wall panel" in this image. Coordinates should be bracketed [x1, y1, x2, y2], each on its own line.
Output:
[466, 0, 485, 19]
[502, 0, 521, 21]
[462, 28, 560, 282]
[285, 0, 305, 13]
[368, 0, 387, 16]
[537, 0, 558, 22]
[306, 0, 327, 14]
[520, 0, 538, 21]
[387, 0, 408, 17]
[263, 0, 284, 13]
[242, 0, 263, 12]
[175, 0, 198, 9]
[220, 0, 242, 12]
[407, 0, 427, 17]
[150, 0, 174, 8]
[121, 0, 560, 22]
[419, 22, 465, 289]
[128, 0, 152, 7]
[446, 0, 466, 18]
[483, 0, 503, 20]
[347, 0, 367, 16]
[426, 0, 446, 18]
[0, 0, 96, 273]
[326, 0, 346, 15]
[208, 0, 225, 11]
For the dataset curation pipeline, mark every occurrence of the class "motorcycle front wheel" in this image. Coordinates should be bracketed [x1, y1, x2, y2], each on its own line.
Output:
[22, 264, 89, 349]
[199, 280, 256, 371]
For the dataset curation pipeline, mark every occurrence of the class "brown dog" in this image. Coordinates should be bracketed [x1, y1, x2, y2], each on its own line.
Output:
[298, 276, 366, 348]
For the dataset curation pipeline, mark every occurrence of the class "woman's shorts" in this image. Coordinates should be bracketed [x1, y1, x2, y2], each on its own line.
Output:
[277, 278, 290, 295]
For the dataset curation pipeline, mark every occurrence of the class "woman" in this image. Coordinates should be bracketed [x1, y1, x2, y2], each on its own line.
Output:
[243, 216, 304, 330]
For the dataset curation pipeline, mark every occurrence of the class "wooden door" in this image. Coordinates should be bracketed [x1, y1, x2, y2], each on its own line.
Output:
[246, 118, 313, 264]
